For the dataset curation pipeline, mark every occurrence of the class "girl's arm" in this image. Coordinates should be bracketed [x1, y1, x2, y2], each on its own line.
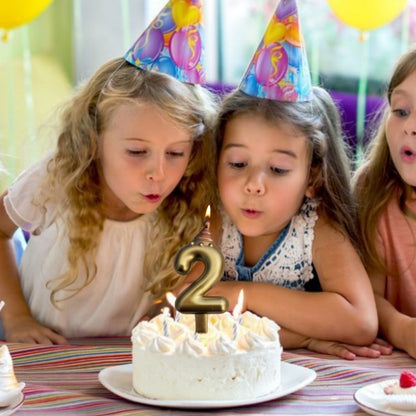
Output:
[370, 268, 416, 359]
[209, 215, 378, 345]
[0, 192, 67, 344]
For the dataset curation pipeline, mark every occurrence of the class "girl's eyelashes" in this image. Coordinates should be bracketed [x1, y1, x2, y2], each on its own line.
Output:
[228, 161, 247, 169]
[392, 108, 410, 117]
[126, 149, 146, 156]
[270, 166, 289, 175]
[167, 151, 185, 157]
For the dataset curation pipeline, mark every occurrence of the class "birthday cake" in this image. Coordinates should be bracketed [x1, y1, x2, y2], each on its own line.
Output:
[131, 311, 282, 401]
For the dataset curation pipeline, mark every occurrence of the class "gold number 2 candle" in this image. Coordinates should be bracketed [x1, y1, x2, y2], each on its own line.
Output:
[174, 206, 229, 333]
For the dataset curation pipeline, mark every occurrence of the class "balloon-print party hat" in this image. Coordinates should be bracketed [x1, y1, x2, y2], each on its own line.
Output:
[239, 0, 312, 101]
[124, 0, 205, 85]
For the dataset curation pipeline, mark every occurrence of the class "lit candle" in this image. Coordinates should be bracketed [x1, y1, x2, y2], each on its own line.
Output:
[233, 290, 244, 340]
[0, 301, 4, 312]
[174, 206, 229, 333]
[166, 292, 180, 322]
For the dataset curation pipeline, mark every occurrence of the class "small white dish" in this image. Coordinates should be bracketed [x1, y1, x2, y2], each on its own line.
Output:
[0, 391, 24, 416]
[99, 361, 316, 409]
[354, 379, 416, 416]
[0, 383, 25, 408]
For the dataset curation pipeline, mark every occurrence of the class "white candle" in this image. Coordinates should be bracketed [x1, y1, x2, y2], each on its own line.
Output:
[162, 307, 169, 337]
[232, 290, 244, 340]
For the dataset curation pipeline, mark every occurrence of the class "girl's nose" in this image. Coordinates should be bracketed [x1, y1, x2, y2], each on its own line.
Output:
[146, 157, 165, 182]
[244, 171, 265, 195]
[404, 117, 416, 137]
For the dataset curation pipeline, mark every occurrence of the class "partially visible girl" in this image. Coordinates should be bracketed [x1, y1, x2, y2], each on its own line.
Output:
[353, 47, 416, 359]
[0, 0, 217, 344]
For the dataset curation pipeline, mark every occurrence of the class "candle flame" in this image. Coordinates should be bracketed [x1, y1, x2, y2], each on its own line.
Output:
[0, 301, 4, 312]
[205, 205, 211, 219]
[166, 292, 176, 308]
[233, 290, 244, 319]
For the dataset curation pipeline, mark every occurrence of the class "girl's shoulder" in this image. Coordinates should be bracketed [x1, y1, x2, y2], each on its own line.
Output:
[4, 155, 56, 234]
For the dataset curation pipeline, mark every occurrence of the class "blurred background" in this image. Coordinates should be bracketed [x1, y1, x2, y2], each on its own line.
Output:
[1, 0, 415, 189]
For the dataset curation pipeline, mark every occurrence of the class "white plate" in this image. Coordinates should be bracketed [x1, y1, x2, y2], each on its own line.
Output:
[99, 361, 316, 409]
[354, 380, 416, 416]
[0, 393, 24, 416]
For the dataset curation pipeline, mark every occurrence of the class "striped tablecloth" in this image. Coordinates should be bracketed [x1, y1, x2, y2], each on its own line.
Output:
[5, 338, 416, 415]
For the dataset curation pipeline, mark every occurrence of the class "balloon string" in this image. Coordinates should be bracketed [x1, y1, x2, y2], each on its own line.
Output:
[355, 33, 369, 167]
[121, 0, 131, 51]
[73, 0, 82, 80]
[6, 36, 16, 176]
[310, 31, 320, 86]
[400, 3, 410, 53]
[22, 26, 36, 156]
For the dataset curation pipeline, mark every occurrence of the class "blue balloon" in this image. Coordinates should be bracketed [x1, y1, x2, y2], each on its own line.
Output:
[240, 70, 261, 97]
[151, 55, 178, 78]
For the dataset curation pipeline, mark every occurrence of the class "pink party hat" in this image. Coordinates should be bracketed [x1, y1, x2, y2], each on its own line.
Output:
[239, 0, 312, 101]
[124, 0, 205, 85]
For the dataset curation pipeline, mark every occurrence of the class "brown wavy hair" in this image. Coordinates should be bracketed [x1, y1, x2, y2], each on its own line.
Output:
[353, 48, 416, 275]
[216, 87, 359, 249]
[40, 57, 218, 306]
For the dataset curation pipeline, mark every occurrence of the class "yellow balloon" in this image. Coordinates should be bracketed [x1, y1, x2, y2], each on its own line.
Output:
[171, 0, 201, 29]
[0, 0, 54, 30]
[327, 0, 407, 31]
[264, 21, 287, 45]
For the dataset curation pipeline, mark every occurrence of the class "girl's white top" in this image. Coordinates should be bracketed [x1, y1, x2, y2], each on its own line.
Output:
[220, 199, 319, 289]
[4, 157, 154, 338]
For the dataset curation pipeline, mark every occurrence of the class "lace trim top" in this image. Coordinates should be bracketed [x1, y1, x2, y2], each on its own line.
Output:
[220, 199, 319, 290]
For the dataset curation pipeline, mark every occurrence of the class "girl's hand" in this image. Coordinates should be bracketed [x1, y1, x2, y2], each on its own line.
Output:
[306, 337, 393, 360]
[4, 315, 68, 345]
[399, 319, 416, 359]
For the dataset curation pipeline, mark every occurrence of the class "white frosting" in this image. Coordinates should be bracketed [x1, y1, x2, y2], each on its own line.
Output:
[0, 346, 18, 392]
[131, 311, 282, 400]
[0, 345, 25, 408]
[385, 383, 416, 395]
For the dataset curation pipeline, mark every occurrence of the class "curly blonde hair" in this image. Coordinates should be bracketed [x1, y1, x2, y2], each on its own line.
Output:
[216, 87, 359, 249]
[40, 57, 218, 306]
[353, 48, 416, 275]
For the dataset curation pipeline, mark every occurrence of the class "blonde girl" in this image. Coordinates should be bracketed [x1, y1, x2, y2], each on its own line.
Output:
[0, 58, 217, 343]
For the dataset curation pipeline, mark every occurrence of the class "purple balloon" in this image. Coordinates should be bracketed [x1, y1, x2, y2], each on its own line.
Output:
[169, 26, 202, 70]
[276, 0, 297, 20]
[153, 10, 176, 33]
[255, 43, 288, 87]
[133, 28, 164, 64]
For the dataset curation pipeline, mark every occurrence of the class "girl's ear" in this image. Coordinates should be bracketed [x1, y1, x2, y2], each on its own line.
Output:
[305, 166, 322, 198]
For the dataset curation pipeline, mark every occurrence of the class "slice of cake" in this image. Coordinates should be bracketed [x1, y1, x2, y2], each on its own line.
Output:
[0, 345, 25, 407]
[131, 311, 282, 401]
[383, 371, 416, 411]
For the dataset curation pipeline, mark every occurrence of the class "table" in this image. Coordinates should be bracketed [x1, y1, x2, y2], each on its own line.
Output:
[6, 338, 416, 415]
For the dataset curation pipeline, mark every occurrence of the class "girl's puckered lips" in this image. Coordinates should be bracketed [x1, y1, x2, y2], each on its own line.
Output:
[241, 209, 262, 219]
[143, 194, 161, 203]
[400, 146, 416, 163]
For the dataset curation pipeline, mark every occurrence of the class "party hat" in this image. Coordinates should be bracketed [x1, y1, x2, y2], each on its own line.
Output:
[239, 0, 312, 101]
[124, 0, 205, 85]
